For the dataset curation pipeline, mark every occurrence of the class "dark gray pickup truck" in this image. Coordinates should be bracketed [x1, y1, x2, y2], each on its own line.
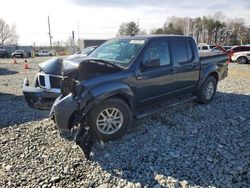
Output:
[23, 35, 228, 158]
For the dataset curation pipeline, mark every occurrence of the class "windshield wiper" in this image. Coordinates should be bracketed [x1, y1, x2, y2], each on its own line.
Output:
[85, 58, 124, 69]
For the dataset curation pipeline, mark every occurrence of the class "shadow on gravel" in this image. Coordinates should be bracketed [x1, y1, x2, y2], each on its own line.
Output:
[92, 91, 250, 187]
[0, 92, 48, 128]
[0, 67, 18, 76]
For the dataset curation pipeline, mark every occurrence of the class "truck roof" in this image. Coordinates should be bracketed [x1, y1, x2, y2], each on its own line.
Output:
[114, 35, 194, 40]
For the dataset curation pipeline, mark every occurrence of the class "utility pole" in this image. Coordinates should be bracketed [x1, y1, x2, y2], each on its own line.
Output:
[48, 16, 52, 49]
[77, 21, 80, 40]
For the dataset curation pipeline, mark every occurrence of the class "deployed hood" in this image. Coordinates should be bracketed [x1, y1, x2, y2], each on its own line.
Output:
[38, 57, 121, 80]
[38, 58, 63, 75]
[38, 56, 88, 75]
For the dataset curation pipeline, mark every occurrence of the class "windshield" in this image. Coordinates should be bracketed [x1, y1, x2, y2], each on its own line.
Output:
[88, 39, 145, 68]
[82, 46, 96, 55]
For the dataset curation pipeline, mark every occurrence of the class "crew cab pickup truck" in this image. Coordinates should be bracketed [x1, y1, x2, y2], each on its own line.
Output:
[23, 35, 228, 158]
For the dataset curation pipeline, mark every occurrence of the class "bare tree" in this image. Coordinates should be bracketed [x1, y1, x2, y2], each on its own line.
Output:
[0, 19, 18, 45]
[118, 21, 140, 36]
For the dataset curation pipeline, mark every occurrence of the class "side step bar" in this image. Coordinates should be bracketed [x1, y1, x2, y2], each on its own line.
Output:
[135, 96, 197, 119]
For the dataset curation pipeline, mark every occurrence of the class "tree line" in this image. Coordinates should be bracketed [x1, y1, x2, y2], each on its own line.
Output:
[118, 12, 250, 45]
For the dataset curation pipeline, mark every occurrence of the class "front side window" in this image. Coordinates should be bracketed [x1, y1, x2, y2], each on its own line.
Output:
[143, 40, 171, 66]
[88, 39, 145, 68]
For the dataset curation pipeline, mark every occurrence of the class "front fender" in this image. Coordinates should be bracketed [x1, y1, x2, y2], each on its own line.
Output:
[90, 82, 134, 107]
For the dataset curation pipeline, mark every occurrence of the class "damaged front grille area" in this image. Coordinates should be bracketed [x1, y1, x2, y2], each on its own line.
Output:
[39, 75, 45, 87]
[37, 73, 62, 92]
[49, 75, 62, 88]
[60, 76, 76, 96]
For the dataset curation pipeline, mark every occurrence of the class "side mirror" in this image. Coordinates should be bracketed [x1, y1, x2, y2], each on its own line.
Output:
[144, 58, 160, 68]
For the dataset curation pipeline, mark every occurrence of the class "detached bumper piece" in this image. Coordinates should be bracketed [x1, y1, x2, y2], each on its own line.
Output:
[23, 78, 60, 110]
[75, 126, 96, 160]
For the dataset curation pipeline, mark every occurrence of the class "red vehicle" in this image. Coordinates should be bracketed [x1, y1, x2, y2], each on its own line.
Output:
[227, 46, 250, 61]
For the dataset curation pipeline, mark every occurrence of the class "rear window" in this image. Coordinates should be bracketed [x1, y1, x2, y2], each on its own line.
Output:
[202, 46, 208, 50]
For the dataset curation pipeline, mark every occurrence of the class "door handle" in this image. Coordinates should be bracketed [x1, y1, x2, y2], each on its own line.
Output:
[169, 68, 175, 74]
[192, 64, 198, 68]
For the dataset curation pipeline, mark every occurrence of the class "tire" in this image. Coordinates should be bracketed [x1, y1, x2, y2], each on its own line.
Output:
[87, 98, 132, 141]
[197, 76, 217, 104]
[236, 56, 248, 64]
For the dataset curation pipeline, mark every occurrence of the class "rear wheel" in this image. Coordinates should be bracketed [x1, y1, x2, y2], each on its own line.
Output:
[87, 98, 131, 141]
[236, 56, 248, 64]
[197, 76, 217, 104]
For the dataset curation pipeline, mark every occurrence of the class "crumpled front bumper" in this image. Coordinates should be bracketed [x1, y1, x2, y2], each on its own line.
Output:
[23, 78, 60, 110]
[49, 94, 79, 130]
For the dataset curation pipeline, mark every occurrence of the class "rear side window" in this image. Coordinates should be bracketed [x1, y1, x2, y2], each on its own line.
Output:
[186, 41, 193, 61]
[175, 40, 193, 64]
[243, 47, 250, 51]
[143, 40, 171, 66]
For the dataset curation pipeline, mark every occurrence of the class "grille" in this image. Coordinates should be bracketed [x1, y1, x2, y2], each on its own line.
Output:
[39, 75, 45, 87]
[49, 76, 62, 89]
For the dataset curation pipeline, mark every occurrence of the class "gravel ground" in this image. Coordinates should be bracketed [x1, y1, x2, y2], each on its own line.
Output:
[0, 58, 249, 188]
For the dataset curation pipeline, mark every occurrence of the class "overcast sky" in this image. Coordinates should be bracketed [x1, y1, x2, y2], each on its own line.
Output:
[1, 0, 250, 45]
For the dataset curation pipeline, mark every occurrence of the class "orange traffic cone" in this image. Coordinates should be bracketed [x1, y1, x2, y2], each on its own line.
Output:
[24, 59, 29, 69]
[13, 57, 17, 64]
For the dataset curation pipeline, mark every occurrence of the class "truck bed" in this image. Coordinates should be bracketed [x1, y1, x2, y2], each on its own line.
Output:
[199, 51, 226, 57]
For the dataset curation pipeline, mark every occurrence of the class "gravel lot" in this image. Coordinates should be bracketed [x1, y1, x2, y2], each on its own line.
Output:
[0, 58, 249, 188]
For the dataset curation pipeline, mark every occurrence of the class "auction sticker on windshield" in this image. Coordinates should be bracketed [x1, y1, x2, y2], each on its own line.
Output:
[129, 40, 145, 44]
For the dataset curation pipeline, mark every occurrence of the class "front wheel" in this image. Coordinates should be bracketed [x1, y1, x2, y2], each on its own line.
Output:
[87, 98, 132, 141]
[197, 76, 217, 104]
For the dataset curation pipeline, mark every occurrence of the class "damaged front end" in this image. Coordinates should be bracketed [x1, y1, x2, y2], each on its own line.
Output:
[49, 77, 97, 159]
[23, 77, 61, 110]
[23, 58, 64, 110]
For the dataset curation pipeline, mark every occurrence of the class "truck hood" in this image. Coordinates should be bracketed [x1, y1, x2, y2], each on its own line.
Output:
[38, 58, 63, 75]
[39, 57, 121, 80]
[38, 56, 88, 75]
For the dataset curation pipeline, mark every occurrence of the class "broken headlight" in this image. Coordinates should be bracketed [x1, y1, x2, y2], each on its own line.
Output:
[60, 76, 76, 96]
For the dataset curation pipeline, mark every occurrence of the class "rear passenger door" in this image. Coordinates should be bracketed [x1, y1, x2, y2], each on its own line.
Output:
[173, 39, 200, 94]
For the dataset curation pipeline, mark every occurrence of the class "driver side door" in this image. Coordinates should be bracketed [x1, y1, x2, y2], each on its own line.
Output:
[133, 38, 177, 104]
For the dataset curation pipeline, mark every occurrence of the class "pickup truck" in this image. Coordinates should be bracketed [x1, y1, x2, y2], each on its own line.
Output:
[11, 50, 28, 58]
[23, 35, 228, 158]
[36, 50, 53, 56]
[197, 43, 214, 52]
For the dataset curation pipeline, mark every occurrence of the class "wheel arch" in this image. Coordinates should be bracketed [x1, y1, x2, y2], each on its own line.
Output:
[236, 56, 248, 63]
[208, 71, 218, 82]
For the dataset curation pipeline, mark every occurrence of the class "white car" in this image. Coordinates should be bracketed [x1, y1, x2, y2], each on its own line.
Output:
[197, 44, 215, 53]
[231, 51, 250, 64]
[36, 50, 53, 56]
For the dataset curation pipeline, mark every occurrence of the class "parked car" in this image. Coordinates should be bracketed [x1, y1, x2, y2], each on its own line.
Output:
[11, 50, 27, 58]
[36, 50, 53, 56]
[23, 35, 228, 158]
[231, 51, 250, 64]
[66, 46, 97, 59]
[197, 43, 214, 52]
[227, 46, 250, 61]
[211, 46, 232, 53]
[0, 49, 9, 58]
